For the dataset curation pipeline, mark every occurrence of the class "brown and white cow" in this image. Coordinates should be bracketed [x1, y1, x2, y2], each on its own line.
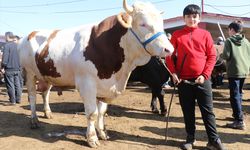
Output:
[18, 0, 173, 147]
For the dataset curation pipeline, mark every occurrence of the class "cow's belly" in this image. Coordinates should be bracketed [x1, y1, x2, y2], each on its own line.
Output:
[31, 64, 76, 86]
[43, 75, 75, 86]
[97, 84, 122, 101]
[95, 76, 128, 102]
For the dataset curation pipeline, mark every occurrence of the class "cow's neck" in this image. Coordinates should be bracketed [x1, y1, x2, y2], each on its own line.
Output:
[115, 32, 151, 91]
[84, 15, 128, 80]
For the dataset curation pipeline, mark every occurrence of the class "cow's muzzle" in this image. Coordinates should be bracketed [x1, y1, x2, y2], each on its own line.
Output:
[164, 48, 170, 53]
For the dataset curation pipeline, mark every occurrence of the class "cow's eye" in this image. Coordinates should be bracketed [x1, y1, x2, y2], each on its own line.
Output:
[140, 23, 147, 27]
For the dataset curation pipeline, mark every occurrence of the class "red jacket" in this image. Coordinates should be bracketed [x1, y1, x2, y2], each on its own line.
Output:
[166, 26, 216, 80]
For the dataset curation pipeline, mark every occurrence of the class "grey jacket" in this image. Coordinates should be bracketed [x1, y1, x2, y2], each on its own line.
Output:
[1, 41, 21, 71]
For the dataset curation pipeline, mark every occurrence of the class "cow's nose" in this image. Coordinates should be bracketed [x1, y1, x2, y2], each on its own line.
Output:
[164, 48, 170, 53]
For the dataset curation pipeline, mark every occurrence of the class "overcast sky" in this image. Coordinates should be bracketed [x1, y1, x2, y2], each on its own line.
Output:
[0, 0, 250, 36]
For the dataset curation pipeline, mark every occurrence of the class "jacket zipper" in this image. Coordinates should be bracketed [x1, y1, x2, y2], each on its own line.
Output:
[190, 31, 193, 51]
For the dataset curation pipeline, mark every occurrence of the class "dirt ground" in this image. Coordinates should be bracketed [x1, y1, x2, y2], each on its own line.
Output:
[0, 78, 249, 150]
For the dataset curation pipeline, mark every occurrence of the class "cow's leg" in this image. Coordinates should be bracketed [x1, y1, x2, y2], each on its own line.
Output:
[157, 88, 167, 116]
[96, 100, 109, 140]
[151, 89, 159, 114]
[211, 71, 217, 88]
[42, 84, 53, 119]
[77, 78, 100, 148]
[84, 97, 99, 147]
[26, 73, 40, 129]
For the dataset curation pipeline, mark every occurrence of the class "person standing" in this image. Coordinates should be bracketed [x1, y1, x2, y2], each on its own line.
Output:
[212, 36, 225, 88]
[1, 32, 22, 105]
[221, 20, 250, 130]
[165, 4, 225, 150]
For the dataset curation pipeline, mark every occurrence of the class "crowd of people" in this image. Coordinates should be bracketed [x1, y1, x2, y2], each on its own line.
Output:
[0, 3, 250, 150]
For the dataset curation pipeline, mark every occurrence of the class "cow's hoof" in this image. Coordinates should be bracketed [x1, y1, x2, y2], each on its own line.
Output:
[87, 138, 100, 148]
[152, 108, 159, 114]
[44, 111, 53, 119]
[160, 109, 167, 116]
[30, 118, 41, 129]
[98, 130, 110, 140]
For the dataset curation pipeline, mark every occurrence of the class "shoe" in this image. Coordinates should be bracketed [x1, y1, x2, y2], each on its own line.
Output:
[10, 102, 16, 105]
[16, 101, 21, 104]
[226, 120, 246, 130]
[181, 141, 196, 150]
[181, 135, 196, 150]
[207, 138, 226, 150]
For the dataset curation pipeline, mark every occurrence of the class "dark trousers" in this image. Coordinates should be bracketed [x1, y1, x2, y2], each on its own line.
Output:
[228, 78, 245, 122]
[4, 71, 22, 103]
[178, 79, 219, 142]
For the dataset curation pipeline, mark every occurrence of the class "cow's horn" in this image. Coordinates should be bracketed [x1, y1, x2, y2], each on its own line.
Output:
[117, 12, 132, 28]
[123, 0, 133, 14]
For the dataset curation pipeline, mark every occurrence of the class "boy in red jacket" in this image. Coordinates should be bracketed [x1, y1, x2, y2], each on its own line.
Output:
[166, 4, 225, 150]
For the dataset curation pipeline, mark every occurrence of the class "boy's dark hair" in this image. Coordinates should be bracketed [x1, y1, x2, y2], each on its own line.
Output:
[183, 4, 201, 16]
[228, 20, 243, 33]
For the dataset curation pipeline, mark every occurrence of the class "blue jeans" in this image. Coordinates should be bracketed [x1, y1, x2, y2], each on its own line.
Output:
[228, 78, 245, 121]
[4, 71, 22, 103]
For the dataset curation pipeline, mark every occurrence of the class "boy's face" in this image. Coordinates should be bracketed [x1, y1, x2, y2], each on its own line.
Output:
[228, 28, 236, 36]
[184, 14, 200, 27]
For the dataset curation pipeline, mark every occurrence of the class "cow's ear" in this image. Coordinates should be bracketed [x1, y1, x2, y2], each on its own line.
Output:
[117, 12, 132, 28]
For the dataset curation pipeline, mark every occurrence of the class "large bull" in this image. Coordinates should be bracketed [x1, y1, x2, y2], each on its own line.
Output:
[18, 0, 173, 147]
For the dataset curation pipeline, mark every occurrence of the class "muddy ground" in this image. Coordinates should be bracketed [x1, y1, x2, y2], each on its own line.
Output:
[0, 78, 249, 150]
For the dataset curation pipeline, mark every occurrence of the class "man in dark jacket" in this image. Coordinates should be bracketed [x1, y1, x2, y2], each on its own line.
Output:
[1, 32, 22, 105]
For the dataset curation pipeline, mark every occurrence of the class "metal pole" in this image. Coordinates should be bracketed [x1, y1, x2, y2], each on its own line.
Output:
[201, 0, 204, 14]
[164, 53, 187, 142]
[165, 85, 175, 142]
[217, 22, 226, 41]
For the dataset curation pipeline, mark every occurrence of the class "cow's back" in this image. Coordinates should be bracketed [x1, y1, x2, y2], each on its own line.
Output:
[18, 25, 94, 86]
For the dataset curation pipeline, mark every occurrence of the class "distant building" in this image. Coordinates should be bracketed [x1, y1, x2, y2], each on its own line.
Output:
[164, 12, 250, 41]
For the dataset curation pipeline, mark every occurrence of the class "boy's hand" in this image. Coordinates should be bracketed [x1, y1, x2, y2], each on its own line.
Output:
[0, 68, 5, 74]
[195, 75, 205, 84]
[172, 73, 181, 85]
